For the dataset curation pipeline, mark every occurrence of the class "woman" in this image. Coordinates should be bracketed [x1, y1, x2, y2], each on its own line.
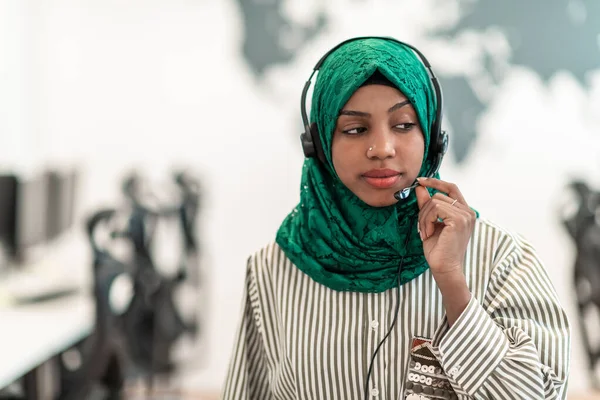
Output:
[222, 37, 570, 400]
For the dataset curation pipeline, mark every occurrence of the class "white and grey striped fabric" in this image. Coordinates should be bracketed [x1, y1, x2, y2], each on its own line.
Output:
[222, 218, 571, 399]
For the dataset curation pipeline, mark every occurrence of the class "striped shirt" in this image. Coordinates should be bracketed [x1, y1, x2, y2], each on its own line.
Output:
[222, 218, 571, 399]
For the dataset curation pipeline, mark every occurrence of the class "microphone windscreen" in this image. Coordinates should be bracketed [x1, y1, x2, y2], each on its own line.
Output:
[394, 187, 411, 201]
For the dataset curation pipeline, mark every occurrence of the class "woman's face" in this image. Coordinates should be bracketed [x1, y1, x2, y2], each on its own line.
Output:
[331, 84, 425, 207]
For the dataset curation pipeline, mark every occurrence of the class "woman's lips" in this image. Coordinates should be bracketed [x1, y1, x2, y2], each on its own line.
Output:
[363, 175, 401, 189]
[362, 169, 402, 189]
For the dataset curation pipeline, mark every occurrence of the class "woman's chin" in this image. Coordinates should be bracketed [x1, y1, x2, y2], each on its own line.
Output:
[358, 192, 399, 208]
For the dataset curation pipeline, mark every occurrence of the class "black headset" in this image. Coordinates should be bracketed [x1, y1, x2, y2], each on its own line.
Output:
[300, 36, 448, 179]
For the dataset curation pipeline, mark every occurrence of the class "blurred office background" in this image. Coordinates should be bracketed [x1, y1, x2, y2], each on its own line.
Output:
[1, 0, 600, 398]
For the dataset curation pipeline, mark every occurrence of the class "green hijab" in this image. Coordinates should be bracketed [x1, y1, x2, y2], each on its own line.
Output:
[276, 38, 441, 293]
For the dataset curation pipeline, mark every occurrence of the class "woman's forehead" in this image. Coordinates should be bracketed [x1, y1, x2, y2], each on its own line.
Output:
[342, 85, 411, 108]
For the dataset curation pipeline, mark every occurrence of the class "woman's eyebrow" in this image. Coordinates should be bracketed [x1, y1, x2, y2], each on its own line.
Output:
[388, 100, 411, 113]
[339, 100, 411, 117]
[339, 110, 370, 117]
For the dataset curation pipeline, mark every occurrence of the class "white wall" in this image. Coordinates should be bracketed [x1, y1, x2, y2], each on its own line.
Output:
[2, 0, 600, 394]
[0, 0, 37, 173]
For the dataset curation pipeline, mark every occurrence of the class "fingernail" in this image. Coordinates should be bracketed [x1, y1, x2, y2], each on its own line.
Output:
[417, 177, 426, 182]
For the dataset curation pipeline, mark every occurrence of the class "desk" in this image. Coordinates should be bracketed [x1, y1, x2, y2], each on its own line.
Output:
[0, 231, 95, 391]
[0, 293, 95, 389]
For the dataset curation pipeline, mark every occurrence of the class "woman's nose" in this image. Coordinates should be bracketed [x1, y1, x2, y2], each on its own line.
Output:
[367, 130, 395, 159]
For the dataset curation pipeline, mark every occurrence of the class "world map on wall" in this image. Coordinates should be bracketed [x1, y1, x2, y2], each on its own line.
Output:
[235, 0, 600, 163]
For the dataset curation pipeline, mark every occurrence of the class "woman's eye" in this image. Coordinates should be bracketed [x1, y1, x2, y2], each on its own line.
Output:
[395, 122, 416, 131]
[342, 127, 367, 135]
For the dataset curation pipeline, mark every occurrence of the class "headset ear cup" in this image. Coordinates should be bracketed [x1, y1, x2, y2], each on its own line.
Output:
[301, 128, 316, 158]
[300, 122, 328, 165]
[310, 123, 328, 164]
[439, 130, 448, 156]
[309, 123, 319, 139]
[429, 130, 448, 177]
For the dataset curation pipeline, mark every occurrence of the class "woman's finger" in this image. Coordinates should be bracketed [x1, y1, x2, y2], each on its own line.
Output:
[417, 177, 468, 206]
[419, 199, 471, 239]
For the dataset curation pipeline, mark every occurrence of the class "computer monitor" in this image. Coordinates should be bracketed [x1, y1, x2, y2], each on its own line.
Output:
[0, 175, 18, 262]
[0, 173, 49, 263]
[46, 169, 79, 241]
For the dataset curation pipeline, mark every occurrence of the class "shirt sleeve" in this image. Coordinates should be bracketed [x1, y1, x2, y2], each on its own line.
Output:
[221, 257, 272, 400]
[430, 235, 571, 399]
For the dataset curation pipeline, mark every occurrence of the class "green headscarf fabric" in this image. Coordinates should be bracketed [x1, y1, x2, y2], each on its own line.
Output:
[276, 38, 440, 293]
